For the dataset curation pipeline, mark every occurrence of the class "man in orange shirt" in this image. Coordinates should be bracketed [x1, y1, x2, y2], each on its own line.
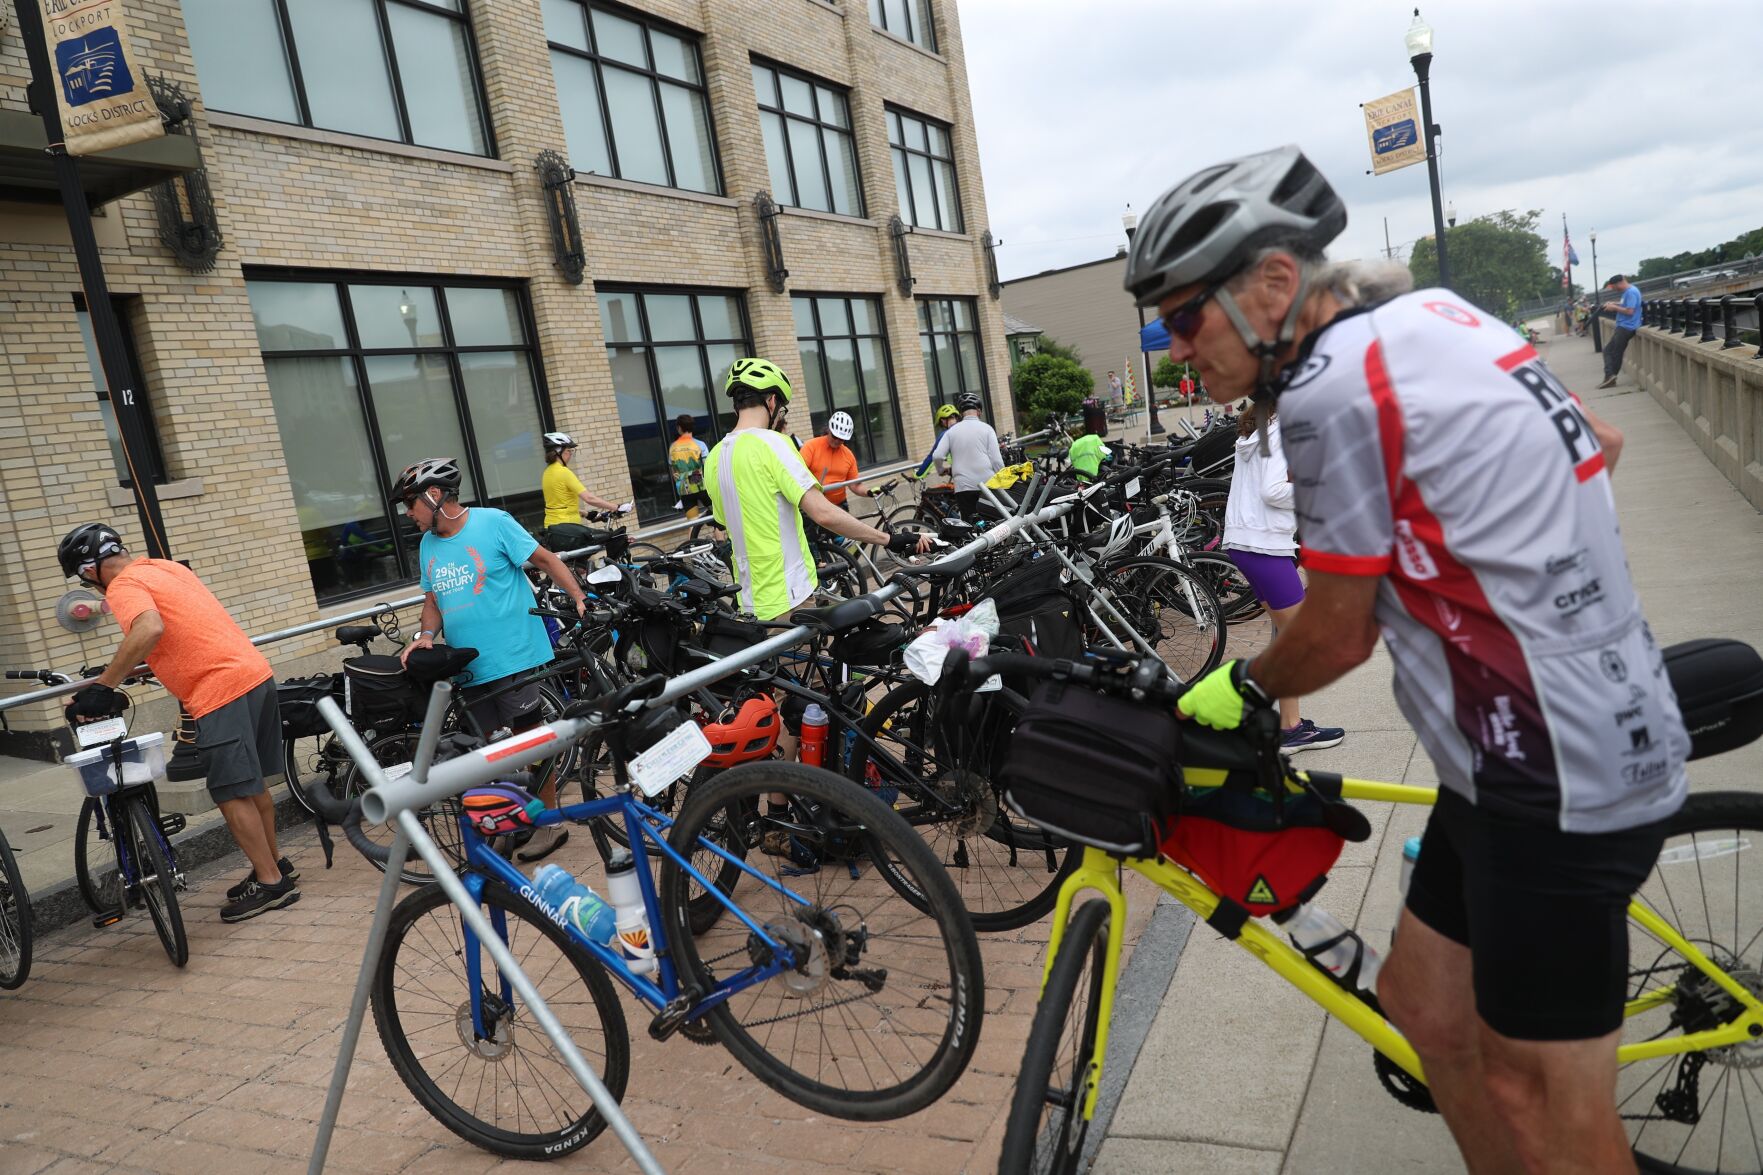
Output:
[796, 411, 871, 512]
[58, 524, 298, 923]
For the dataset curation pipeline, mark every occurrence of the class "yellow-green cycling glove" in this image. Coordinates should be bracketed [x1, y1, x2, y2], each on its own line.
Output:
[1176, 660, 1272, 730]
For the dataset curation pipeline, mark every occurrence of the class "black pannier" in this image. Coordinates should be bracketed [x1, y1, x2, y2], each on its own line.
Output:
[1000, 677, 1181, 856]
[277, 673, 342, 740]
[1663, 639, 1763, 761]
[985, 558, 1084, 661]
[342, 654, 420, 731]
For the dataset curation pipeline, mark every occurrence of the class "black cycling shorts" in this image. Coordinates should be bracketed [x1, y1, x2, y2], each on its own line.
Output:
[1405, 787, 1666, 1041]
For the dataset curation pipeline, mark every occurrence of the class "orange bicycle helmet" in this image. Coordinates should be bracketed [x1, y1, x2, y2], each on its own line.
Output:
[701, 695, 781, 768]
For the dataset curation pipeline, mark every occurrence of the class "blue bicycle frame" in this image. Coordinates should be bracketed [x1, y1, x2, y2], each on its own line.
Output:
[450, 787, 810, 1038]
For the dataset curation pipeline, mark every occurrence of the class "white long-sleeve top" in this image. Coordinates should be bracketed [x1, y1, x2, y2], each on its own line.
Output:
[1222, 417, 1297, 555]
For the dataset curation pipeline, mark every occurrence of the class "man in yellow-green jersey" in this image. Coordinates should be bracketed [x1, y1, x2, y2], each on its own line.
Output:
[706, 358, 930, 620]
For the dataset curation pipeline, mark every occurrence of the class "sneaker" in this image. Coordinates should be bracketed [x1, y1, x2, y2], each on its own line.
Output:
[515, 826, 569, 863]
[1282, 719, 1345, 753]
[221, 876, 300, 923]
[1597, 375, 1618, 389]
[227, 857, 299, 902]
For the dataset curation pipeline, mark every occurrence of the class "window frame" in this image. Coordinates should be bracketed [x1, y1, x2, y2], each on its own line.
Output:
[868, 0, 937, 52]
[751, 58, 864, 218]
[190, 0, 497, 156]
[73, 295, 168, 488]
[916, 295, 993, 420]
[248, 269, 553, 602]
[792, 293, 903, 466]
[595, 284, 753, 521]
[546, 1, 725, 195]
[887, 104, 962, 233]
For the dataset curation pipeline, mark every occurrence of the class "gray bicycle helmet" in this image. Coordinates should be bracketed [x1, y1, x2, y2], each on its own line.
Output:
[390, 457, 463, 501]
[954, 391, 984, 413]
[1124, 145, 1347, 309]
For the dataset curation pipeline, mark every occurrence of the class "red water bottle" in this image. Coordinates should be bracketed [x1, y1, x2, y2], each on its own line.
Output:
[798, 703, 829, 768]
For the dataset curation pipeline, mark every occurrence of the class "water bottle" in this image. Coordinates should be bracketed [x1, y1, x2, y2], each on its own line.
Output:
[528, 863, 615, 947]
[1274, 901, 1383, 1000]
[602, 853, 657, 976]
[1398, 836, 1423, 898]
[799, 702, 829, 768]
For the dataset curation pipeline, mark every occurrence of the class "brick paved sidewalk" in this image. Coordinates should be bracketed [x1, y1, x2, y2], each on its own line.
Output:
[0, 807, 1168, 1174]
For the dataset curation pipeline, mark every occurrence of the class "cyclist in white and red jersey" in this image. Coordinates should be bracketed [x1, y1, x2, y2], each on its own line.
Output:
[1125, 145, 1685, 1173]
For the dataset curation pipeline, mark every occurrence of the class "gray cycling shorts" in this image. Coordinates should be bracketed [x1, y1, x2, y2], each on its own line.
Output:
[193, 677, 281, 803]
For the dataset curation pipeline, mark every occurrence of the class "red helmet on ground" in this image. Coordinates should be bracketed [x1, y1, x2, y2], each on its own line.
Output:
[702, 695, 780, 768]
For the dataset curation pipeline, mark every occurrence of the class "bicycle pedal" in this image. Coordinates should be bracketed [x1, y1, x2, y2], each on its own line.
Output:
[91, 908, 124, 929]
[647, 991, 700, 1042]
[173, 872, 188, 892]
[158, 813, 187, 837]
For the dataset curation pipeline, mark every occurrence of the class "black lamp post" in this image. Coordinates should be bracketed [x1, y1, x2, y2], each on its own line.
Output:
[1406, 9, 1451, 290]
[1589, 230, 1604, 353]
[1122, 205, 1165, 435]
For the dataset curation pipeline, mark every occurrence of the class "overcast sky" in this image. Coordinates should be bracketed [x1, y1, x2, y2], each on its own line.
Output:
[962, 0, 1763, 286]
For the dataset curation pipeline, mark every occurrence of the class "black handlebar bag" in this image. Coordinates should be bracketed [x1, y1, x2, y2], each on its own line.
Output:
[277, 673, 342, 740]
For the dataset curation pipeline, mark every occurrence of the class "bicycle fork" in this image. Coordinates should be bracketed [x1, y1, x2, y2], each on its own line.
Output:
[1041, 855, 1131, 1124]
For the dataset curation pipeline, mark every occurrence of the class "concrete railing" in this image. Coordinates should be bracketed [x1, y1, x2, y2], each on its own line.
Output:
[1628, 325, 1763, 511]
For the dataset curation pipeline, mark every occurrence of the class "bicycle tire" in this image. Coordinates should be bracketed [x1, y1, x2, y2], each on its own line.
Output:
[341, 731, 466, 886]
[372, 880, 631, 1160]
[1622, 790, 1763, 1173]
[658, 760, 985, 1120]
[74, 796, 123, 915]
[124, 794, 187, 967]
[847, 678, 1075, 932]
[281, 733, 348, 818]
[1093, 555, 1225, 681]
[1000, 899, 1111, 1175]
[1182, 550, 1267, 625]
[0, 830, 32, 989]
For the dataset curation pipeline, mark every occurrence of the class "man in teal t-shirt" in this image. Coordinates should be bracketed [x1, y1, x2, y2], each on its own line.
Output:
[394, 457, 586, 862]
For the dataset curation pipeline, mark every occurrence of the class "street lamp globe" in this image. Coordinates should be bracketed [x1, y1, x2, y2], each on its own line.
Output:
[1405, 8, 1433, 58]
[1121, 204, 1137, 236]
[1446, 201, 1456, 227]
[1590, 229, 1597, 245]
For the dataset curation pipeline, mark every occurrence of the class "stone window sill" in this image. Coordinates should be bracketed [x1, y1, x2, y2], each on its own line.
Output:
[205, 112, 515, 174]
[902, 223, 971, 242]
[779, 205, 876, 229]
[572, 171, 740, 208]
[872, 25, 946, 62]
[107, 477, 203, 509]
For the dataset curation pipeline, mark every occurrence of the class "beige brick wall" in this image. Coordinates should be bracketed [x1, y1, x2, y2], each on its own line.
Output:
[0, 0, 1012, 742]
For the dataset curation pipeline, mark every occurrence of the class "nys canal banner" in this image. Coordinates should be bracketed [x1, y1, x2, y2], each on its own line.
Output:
[1361, 87, 1424, 176]
[37, 0, 164, 156]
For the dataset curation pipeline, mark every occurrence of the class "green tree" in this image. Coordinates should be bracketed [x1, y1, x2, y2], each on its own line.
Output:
[1031, 334, 1084, 365]
[1011, 352, 1093, 428]
[1637, 225, 1763, 281]
[1152, 357, 1194, 388]
[1409, 209, 1558, 315]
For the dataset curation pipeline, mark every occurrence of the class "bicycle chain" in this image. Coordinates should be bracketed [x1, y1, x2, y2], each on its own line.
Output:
[737, 987, 879, 1029]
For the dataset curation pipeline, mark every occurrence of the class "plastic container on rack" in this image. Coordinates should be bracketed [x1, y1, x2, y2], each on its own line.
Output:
[65, 732, 167, 797]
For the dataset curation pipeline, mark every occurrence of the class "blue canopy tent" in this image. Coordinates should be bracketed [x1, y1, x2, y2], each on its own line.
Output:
[1139, 317, 1171, 353]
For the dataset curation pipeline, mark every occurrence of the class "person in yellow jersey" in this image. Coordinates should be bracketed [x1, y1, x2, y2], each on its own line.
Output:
[705, 358, 931, 622]
[540, 431, 630, 550]
[669, 415, 712, 518]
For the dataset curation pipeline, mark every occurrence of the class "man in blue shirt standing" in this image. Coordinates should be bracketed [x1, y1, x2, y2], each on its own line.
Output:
[1597, 273, 1644, 388]
[395, 457, 587, 862]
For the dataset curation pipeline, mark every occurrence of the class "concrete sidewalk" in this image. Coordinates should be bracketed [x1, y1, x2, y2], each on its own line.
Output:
[1093, 324, 1763, 1173]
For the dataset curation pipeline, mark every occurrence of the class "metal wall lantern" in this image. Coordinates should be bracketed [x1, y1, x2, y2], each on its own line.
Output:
[753, 191, 789, 293]
[981, 229, 1002, 299]
[534, 150, 586, 285]
[889, 215, 916, 297]
[147, 76, 223, 272]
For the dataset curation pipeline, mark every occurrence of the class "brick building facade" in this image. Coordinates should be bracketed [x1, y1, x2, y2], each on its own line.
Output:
[0, 0, 1010, 748]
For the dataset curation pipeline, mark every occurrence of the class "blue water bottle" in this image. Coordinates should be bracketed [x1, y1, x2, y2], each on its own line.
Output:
[528, 863, 616, 946]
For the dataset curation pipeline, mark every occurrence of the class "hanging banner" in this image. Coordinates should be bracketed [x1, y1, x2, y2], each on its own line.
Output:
[37, 0, 164, 156]
[1121, 356, 1139, 405]
[1362, 87, 1425, 176]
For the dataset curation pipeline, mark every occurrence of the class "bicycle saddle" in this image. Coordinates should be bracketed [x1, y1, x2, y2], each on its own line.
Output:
[404, 646, 479, 685]
[334, 624, 380, 646]
[790, 595, 883, 633]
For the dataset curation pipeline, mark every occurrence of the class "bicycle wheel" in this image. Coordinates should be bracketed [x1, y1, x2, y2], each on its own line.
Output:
[658, 761, 985, 1120]
[123, 794, 187, 967]
[74, 796, 124, 915]
[847, 678, 1075, 932]
[282, 733, 350, 817]
[1093, 555, 1225, 681]
[1183, 550, 1267, 625]
[0, 830, 32, 989]
[341, 731, 466, 886]
[1622, 791, 1763, 1172]
[1000, 900, 1111, 1175]
[372, 881, 631, 1160]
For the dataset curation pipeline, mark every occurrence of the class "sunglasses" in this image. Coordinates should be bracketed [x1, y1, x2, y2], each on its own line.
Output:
[398, 494, 431, 515]
[1161, 280, 1227, 341]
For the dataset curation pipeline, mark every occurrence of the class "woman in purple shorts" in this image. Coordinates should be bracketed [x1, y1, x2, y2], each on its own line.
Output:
[1223, 403, 1345, 752]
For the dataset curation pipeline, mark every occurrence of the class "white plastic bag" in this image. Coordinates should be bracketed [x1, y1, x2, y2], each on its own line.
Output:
[904, 599, 1001, 691]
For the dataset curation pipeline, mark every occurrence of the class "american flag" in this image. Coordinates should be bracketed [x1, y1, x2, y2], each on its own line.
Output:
[1564, 224, 1581, 269]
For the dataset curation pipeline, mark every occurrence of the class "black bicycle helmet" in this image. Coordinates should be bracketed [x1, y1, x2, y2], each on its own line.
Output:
[954, 391, 983, 413]
[390, 457, 463, 501]
[1124, 145, 1347, 309]
[58, 523, 125, 579]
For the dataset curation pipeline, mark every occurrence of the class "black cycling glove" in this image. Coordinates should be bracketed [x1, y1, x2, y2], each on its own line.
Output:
[885, 529, 921, 555]
[65, 682, 128, 723]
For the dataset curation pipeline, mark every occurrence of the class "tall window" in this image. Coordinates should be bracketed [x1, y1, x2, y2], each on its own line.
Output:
[182, 0, 492, 155]
[794, 296, 902, 465]
[888, 107, 961, 232]
[75, 300, 166, 487]
[597, 288, 750, 519]
[918, 297, 991, 419]
[249, 276, 549, 601]
[868, 0, 936, 51]
[752, 61, 862, 218]
[544, 0, 721, 195]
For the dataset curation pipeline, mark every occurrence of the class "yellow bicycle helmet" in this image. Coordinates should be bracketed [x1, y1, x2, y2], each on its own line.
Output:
[724, 357, 792, 403]
[935, 403, 958, 423]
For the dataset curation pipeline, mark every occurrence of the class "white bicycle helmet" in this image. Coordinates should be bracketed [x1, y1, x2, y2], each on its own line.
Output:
[543, 431, 575, 453]
[827, 411, 855, 441]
